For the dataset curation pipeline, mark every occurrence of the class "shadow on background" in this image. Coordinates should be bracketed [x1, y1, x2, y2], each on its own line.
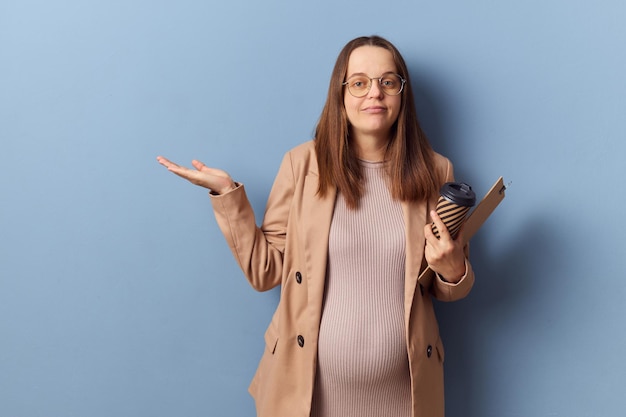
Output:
[436, 214, 560, 417]
[409, 66, 457, 157]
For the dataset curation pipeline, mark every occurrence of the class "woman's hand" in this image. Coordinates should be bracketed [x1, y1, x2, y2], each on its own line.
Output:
[423, 210, 467, 283]
[156, 156, 236, 195]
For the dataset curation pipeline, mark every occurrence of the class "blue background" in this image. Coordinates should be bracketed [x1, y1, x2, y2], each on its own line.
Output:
[1, 0, 625, 416]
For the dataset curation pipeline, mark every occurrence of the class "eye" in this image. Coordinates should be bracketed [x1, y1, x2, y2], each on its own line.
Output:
[350, 77, 368, 89]
[381, 77, 397, 88]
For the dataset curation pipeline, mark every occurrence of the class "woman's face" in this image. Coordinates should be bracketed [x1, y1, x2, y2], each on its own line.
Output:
[343, 46, 402, 143]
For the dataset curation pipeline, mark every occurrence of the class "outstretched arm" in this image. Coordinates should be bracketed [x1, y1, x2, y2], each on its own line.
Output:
[157, 153, 293, 292]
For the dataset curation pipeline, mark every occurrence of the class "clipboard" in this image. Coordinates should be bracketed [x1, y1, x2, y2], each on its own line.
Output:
[417, 176, 507, 287]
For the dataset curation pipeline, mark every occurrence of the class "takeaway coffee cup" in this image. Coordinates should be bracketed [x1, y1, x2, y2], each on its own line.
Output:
[431, 182, 476, 240]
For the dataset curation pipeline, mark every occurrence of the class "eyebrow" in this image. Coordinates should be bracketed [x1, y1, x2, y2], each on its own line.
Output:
[346, 71, 397, 78]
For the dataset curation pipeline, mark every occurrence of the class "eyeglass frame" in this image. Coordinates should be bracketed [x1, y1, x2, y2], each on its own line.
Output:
[342, 72, 407, 98]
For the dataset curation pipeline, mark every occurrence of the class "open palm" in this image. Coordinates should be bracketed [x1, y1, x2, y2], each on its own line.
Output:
[156, 156, 235, 195]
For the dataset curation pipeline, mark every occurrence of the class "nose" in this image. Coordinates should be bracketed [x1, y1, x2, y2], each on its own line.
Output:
[367, 79, 384, 98]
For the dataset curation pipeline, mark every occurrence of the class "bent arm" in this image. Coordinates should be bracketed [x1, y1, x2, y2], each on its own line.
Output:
[209, 152, 295, 291]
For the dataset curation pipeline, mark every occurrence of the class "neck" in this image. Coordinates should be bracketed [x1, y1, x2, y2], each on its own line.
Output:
[351, 134, 389, 161]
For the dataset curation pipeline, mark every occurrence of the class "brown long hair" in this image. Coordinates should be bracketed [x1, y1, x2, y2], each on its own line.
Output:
[314, 35, 438, 209]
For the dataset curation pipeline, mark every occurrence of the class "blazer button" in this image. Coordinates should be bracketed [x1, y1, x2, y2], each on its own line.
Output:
[295, 271, 302, 284]
[427, 345, 433, 358]
[297, 335, 305, 347]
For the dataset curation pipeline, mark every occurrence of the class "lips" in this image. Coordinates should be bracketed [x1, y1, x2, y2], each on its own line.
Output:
[362, 106, 387, 113]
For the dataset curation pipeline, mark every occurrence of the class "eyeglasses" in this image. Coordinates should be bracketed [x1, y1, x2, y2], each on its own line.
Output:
[342, 72, 406, 97]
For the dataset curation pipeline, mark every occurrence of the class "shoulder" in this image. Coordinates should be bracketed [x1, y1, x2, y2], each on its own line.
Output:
[286, 140, 316, 160]
[281, 140, 318, 176]
[432, 151, 454, 183]
[432, 151, 451, 170]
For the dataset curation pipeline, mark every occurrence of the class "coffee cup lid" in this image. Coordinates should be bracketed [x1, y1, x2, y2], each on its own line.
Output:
[440, 182, 476, 207]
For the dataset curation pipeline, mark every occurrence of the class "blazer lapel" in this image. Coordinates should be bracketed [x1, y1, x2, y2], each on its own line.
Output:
[301, 172, 336, 320]
[401, 199, 428, 323]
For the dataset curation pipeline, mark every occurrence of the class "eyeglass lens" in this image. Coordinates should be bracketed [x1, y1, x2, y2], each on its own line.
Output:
[344, 73, 404, 97]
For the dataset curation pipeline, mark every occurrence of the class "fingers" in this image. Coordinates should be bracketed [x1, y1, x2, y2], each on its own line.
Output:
[426, 210, 459, 255]
[191, 159, 207, 171]
[424, 209, 466, 278]
[429, 210, 452, 241]
[158, 156, 205, 172]
[157, 156, 203, 175]
[193, 161, 225, 177]
[156, 156, 180, 170]
[156, 156, 200, 182]
[157, 155, 235, 193]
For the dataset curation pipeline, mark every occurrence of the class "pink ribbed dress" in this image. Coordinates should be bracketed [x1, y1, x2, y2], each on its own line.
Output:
[310, 160, 411, 417]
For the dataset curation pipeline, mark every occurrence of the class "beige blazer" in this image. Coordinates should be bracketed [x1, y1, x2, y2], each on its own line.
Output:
[210, 141, 474, 417]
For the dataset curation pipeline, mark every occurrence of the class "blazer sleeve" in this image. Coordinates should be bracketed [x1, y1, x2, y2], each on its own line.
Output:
[209, 151, 296, 292]
[430, 156, 475, 301]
